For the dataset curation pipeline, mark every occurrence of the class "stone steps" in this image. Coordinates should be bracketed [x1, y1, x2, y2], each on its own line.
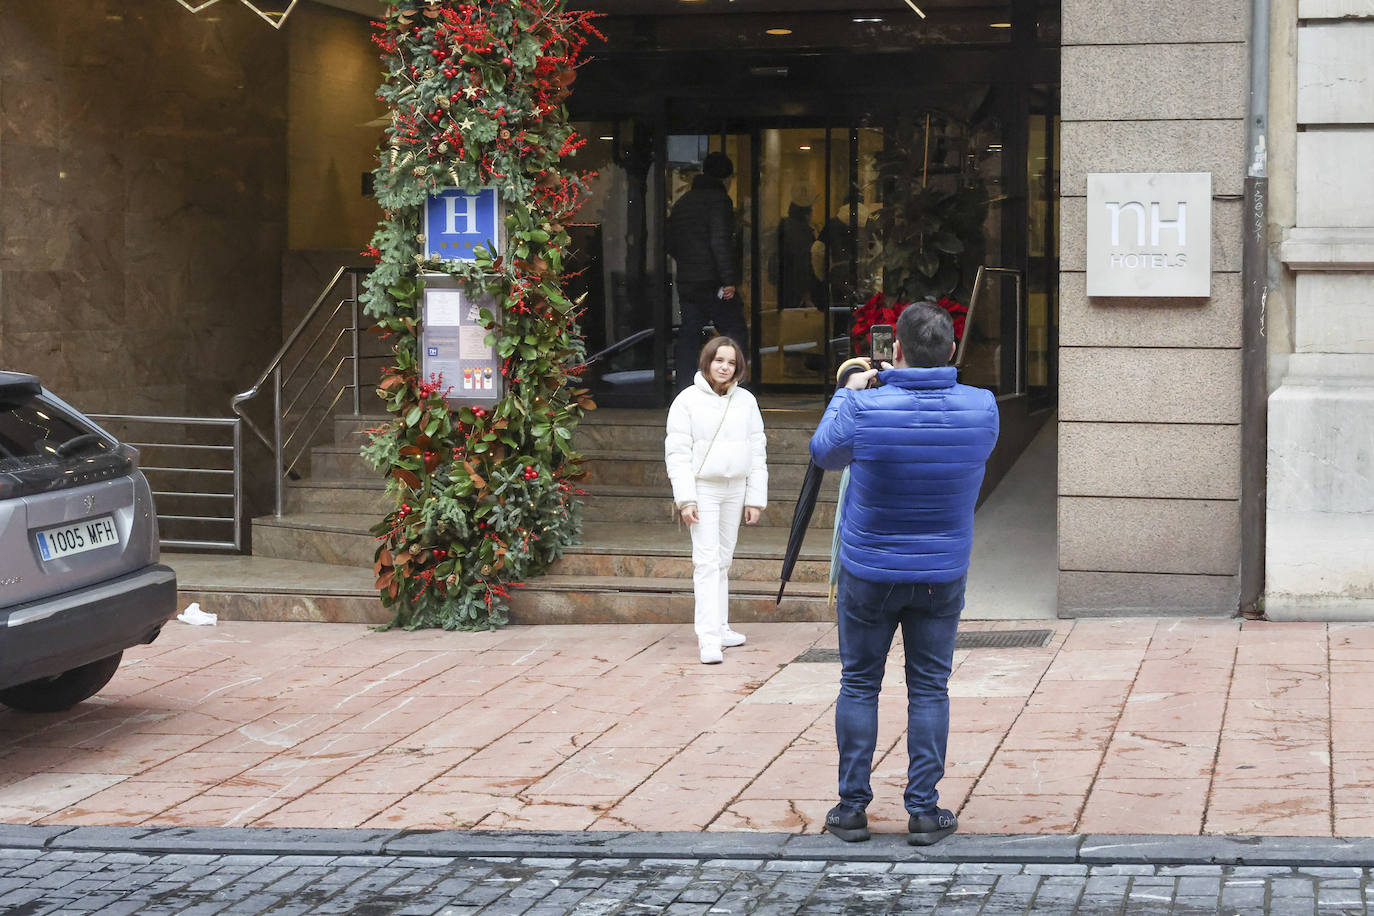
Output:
[169, 554, 834, 626]
[308, 444, 836, 494]
[252, 518, 836, 583]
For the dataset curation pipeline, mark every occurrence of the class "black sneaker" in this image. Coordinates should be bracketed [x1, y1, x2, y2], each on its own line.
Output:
[824, 804, 870, 842]
[907, 808, 957, 846]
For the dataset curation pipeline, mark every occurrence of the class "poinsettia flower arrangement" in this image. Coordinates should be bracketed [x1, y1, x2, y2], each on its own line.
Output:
[850, 293, 967, 355]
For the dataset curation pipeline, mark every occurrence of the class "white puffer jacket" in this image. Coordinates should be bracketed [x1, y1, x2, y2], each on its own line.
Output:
[665, 372, 768, 509]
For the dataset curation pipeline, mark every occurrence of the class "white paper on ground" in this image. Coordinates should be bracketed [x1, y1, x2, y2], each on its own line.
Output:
[176, 602, 218, 626]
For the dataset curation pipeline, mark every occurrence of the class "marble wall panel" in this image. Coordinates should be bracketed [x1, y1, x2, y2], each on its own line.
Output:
[0, 0, 287, 416]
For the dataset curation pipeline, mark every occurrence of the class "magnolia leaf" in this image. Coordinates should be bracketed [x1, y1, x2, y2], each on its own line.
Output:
[392, 467, 421, 489]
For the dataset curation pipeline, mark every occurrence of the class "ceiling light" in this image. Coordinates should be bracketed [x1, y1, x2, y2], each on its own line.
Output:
[989, 21, 1012, 28]
[599, 136, 614, 141]
[799, 145, 811, 151]
[902, 0, 927, 19]
[765, 27, 793, 35]
[852, 17, 883, 22]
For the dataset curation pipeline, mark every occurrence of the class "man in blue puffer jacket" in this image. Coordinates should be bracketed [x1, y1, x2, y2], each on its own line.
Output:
[810, 301, 998, 846]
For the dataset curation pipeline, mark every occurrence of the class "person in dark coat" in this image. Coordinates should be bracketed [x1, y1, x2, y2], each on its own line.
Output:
[810, 302, 999, 848]
[668, 152, 745, 392]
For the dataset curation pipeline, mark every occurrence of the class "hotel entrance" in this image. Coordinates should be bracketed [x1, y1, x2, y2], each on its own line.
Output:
[567, 1, 1059, 415]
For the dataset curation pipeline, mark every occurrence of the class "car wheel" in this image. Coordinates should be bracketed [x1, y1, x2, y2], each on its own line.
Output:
[0, 652, 124, 713]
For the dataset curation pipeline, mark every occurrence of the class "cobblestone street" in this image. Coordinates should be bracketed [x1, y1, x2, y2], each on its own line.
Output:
[3, 845, 1373, 916]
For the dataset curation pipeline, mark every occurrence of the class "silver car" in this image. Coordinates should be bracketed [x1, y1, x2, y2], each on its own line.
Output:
[0, 371, 176, 712]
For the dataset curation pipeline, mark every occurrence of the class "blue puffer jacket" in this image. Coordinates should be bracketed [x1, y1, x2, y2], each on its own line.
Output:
[810, 367, 999, 583]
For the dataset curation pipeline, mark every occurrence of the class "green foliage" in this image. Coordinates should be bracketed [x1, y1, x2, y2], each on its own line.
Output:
[873, 112, 989, 302]
[360, 0, 601, 629]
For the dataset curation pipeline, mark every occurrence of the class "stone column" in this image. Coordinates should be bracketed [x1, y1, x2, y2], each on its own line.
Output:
[1058, 0, 1250, 615]
[1266, 1, 1374, 619]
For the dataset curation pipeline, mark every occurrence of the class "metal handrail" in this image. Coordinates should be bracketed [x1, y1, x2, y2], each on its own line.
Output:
[89, 414, 243, 552]
[959, 265, 1025, 396]
[231, 266, 369, 516]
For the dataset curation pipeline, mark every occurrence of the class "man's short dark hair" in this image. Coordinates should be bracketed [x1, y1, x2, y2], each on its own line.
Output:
[897, 301, 955, 368]
[702, 152, 734, 180]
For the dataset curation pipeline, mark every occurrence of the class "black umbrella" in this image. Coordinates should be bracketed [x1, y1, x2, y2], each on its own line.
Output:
[776, 459, 826, 604]
[775, 357, 875, 604]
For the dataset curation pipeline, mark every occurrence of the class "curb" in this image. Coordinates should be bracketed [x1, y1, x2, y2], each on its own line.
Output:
[4, 825, 1373, 867]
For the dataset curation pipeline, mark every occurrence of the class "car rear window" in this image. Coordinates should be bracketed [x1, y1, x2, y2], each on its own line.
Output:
[0, 390, 129, 497]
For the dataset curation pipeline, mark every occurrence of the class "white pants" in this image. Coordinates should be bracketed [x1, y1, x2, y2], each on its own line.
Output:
[690, 476, 747, 647]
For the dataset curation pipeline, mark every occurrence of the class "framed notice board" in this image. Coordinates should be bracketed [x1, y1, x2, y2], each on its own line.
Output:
[420, 277, 502, 408]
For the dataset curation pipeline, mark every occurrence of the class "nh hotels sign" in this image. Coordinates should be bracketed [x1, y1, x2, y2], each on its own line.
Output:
[1086, 173, 1212, 298]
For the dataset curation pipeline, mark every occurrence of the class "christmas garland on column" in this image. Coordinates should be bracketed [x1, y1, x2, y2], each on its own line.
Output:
[360, 0, 601, 630]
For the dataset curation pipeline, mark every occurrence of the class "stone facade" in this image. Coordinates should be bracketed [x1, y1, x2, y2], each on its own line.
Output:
[1058, 0, 1250, 615]
[1267, 0, 1374, 618]
[0, 0, 287, 417]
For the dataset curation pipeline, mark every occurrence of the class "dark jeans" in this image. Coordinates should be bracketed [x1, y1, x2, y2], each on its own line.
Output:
[675, 288, 748, 392]
[835, 567, 965, 815]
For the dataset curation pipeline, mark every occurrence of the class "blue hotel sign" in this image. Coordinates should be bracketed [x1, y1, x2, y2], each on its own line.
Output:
[423, 188, 503, 261]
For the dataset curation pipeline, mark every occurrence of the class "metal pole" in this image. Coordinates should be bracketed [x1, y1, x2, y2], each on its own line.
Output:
[273, 365, 284, 518]
[232, 419, 244, 551]
[1240, 0, 1271, 616]
[351, 271, 362, 415]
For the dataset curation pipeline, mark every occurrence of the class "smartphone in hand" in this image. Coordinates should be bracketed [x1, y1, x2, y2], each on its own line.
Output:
[870, 324, 894, 365]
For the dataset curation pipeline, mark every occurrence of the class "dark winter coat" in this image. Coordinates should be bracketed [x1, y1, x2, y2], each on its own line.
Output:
[668, 175, 738, 297]
[810, 367, 999, 583]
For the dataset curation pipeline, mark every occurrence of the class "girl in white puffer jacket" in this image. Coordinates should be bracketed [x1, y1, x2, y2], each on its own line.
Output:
[665, 336, 768, 664]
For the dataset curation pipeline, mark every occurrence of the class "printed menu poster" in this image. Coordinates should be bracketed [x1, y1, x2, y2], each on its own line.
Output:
[421, 281, 501, 407]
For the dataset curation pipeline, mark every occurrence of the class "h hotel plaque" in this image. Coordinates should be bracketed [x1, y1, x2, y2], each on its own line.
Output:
[1086, 172, 1212, 298]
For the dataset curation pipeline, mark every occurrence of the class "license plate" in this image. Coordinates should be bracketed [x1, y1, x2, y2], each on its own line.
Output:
[35, 515, 120, 561]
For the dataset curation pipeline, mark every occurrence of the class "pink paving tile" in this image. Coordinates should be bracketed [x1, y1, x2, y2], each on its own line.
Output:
[1145, 620, 1241, 656]
[525, 745, 678, 800]
[999, 712, 1118, 752]
[712, 701, 830, 734]
[1212, 738, 1331, 790]
[320, 747, 474, 795]
[1331, 721, 1374, 751]
[41, 733, 211, 776]
[944, 731, 1004, 779]
[1335, 803, 1374, 837]
[401, 704, 536, 749]
[1328, 624, 1374, 652]
[936, 777, 976, 812]
[1077, 778, 1209, 834]
[1228, 664, 1329, 701]
[739, 750, 836, 801]
[1117, 691, 1228, 733]
[251, 792, 407, 828]
[1204, 788, 1331, 836]
[948, 654, 1053, 698]
[144, 791, 296, 828]
[192, 712, 353, 754]
[477, 801, 608, 831]
[135, 751, 275, 784]
[669, 729, 799, 778]
[236, 732, 392, 780]
[37, 781, 206, 826]
[1041, 650, 1145, 682]
[1330, 675, 1374, 709]
[1235, 623, 1329, 666]
[421, 774, 539, 796]
[973, 749, 1102, 797]
[333, 697, 451, 736]
[401, 665, 522, 698]
[957, 795, 1081, 834]
[1223, 697, 1330, 743]
[711, 798, 827, 833]
[446, 730, 593, 779]
[1098, 731, 1220, 781]
[948, 697, 1029, 732]
[1059, 620, 1158, 652]
[1023, 680, 1133, 714]
[594, 775, 752, 831]
[1332, 749, 1374, 790]
[515, 702, 632, 735]
[1131, 660, 1231, 695]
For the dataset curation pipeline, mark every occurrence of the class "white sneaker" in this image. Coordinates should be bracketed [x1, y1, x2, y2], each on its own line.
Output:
[699, 643, 724, 664]
[721, 629, 747, 648]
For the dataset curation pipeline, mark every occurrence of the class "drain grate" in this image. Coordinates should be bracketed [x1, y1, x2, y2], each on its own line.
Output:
[794, 629, 1053, 663]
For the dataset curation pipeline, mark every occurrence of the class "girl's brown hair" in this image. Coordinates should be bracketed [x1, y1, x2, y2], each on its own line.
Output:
[698, 336, 746, 393]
